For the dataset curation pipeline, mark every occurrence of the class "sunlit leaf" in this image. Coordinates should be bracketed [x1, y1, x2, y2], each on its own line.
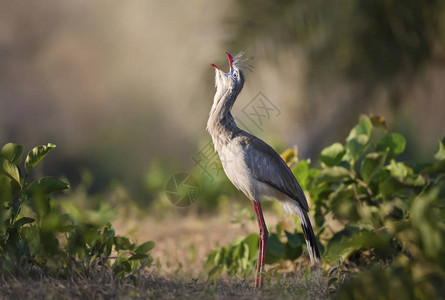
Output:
[320, 143, 346, 166]
[25, 143, 56, 174]
[292, 159, 310, 190]
[233, 242, 245, 260]
[434, 137, 445, 160]
[361, 151, 387, 183]
[0, 143, 25, 165]
[243, 233, 259, 260]
[386, 160, 410, 179]
[280, 148, 295, 164]
[0, 158, 22, 190]
[345, 116, 372, 161]
[347, 116, 373, 141]
[315, 166, 351, 185]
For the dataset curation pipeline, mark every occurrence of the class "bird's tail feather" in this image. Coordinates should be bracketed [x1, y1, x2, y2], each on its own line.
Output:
[282, 199, 321, 264]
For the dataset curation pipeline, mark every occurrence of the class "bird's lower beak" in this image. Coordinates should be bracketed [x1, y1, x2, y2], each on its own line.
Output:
[210, 63, 221, 71]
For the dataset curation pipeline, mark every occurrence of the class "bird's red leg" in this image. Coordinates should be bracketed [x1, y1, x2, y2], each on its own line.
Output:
[251, 199, 268, 289]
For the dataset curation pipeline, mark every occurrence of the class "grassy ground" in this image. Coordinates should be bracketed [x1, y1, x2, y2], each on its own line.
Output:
[0, 208, 338, 299]
[0, 268, 333, 299]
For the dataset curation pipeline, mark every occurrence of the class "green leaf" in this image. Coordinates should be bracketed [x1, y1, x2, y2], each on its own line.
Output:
[0, 174, 14, 201]
[411, 188, 444, 259]
[285, 231, 305, 249]
[114, 236, 133, 251]
[13, 217, 35, 228]
[434, 137, 445, 160]
[319, 143, 346, 166]
[266, 233, 285, 258]
[25, 143, 56, 174]
[379, 177, 406, 197]
[26, 177, 69, 196]
[233, 242, 245, 260]
[360, 151, 387, 183]
[376, 133, 406, 159]
[347, 116, 372, 141]
[243, 233, 259, 260]
[315, 166, 351, 185]
[292, 160, 310, 190]
[386, 160, 409, 179]
[345, 116, 372, 161]
[328, 185, 358, 221]
[325, 229, 391, 263]
[134, 241, 155, 254]
[114, 259, 132, 274]
[0, 158, 22, 189]
[0, 143, 25, 165]
[129, 253, 149, 260]
[420, 160, 445, 175]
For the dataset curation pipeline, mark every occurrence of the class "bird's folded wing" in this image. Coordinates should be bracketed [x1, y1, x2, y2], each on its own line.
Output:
[242, 136, 309, 211]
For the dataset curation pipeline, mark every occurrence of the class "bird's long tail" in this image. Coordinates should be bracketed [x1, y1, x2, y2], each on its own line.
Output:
[282, 199, 321, 264]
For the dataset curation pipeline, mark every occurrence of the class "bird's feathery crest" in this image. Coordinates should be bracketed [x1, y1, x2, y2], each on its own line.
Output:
[231, 51, 254, 72]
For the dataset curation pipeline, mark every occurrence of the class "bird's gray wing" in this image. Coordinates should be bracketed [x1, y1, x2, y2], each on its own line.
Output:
[240, 134, 309, 211]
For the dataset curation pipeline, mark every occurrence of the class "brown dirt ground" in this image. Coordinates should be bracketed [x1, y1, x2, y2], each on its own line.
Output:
[112, 210, 284, 276]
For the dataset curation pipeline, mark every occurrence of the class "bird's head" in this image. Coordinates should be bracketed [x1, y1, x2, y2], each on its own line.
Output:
[211, 52, 253, 93]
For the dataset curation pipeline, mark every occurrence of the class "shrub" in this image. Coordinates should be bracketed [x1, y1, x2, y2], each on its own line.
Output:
[0, 143, 154, 277]
[205, 115, 445, 298]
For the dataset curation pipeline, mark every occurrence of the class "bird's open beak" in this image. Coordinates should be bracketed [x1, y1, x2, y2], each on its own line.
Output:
[210, 52, 233, 74]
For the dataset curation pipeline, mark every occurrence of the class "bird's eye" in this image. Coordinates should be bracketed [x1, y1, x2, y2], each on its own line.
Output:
[232, 72, 238, 79]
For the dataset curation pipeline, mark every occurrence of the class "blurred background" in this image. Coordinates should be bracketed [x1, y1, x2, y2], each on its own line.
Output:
[1, 0, 445, 207]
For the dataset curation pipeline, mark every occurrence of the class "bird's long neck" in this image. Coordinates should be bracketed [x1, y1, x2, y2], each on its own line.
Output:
[207, 87, 240, 150]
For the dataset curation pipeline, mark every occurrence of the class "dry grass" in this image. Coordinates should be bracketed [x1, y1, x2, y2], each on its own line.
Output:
[0, 210, 339, 299]
[0, 268, 334, 300]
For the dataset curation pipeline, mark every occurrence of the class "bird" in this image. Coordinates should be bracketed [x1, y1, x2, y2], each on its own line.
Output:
[207, 52, 321, 289]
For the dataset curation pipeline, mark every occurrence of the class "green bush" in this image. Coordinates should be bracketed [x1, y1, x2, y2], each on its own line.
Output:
[205, 115, 445, 298]
[0, 143, 154, 277]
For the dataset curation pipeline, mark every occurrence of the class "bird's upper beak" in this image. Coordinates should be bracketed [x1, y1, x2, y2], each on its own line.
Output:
[225, 52, 233, 70]
[211, 52, 234, 73]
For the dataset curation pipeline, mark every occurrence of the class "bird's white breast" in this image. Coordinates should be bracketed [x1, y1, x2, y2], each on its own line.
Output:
[217, 142, 257, 200]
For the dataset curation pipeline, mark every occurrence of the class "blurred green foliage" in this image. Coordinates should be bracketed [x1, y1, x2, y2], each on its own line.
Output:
[0, 143, 154, 277]
[231, 0, 445, 83]
[205, 115, 445, 298]
[144, 155, 241, 215]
